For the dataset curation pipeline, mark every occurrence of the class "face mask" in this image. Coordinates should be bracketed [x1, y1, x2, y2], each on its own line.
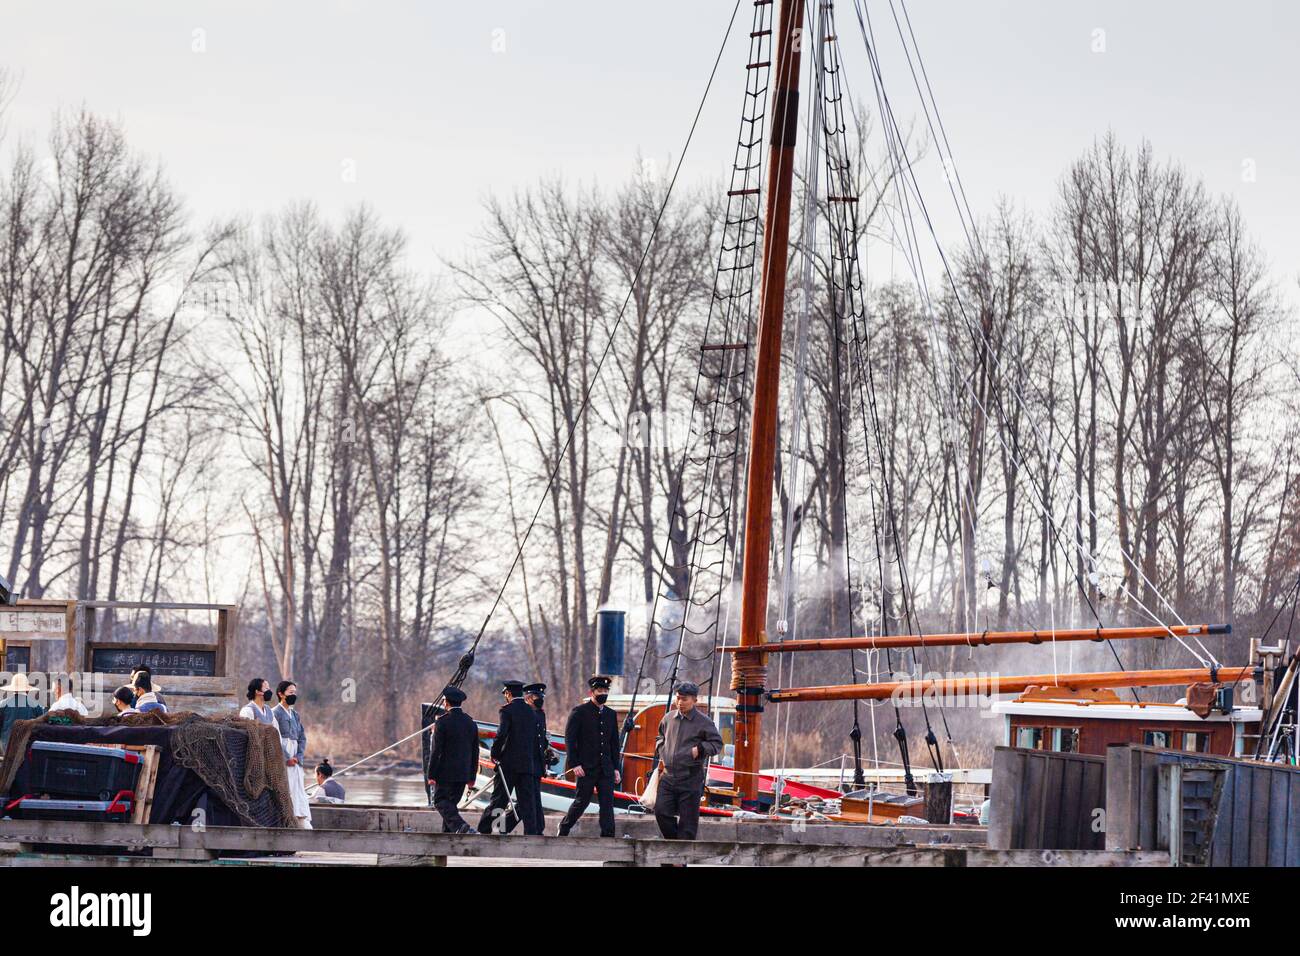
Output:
[262, 690, 273, 703]
[594, 693, 608, 705]
[284, 694, 298, 706]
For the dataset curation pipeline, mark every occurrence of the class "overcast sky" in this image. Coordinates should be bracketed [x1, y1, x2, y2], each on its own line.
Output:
[2, 0, 1297, 304]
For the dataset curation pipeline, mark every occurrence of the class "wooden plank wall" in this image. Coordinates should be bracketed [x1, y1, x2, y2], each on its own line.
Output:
[87, 674, 239, 717]
[988, 746, 1106, 851]
[75, 603, 240, 716]
[1105, 745, 1300, 866]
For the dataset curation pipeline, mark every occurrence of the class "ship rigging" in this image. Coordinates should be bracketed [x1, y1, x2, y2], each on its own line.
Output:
[440, 0, 1293, 818]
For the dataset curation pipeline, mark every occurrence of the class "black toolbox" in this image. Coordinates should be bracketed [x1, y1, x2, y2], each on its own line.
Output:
[25, 741, 141, 801]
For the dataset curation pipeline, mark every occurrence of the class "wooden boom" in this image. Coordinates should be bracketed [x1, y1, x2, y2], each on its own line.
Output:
[766, 665, 1260, 703]
[721, 623, 1230, 655]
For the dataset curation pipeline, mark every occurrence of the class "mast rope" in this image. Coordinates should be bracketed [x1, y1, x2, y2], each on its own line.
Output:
[460, 0, 746, 684]
[315, 2, 750, 788]
[851, 0, 1216, 670]
[811, 0, 869, 792]
[848, 8, 1152, 693]
[626, 0, 772, 743]
[814, 0, 946, 778]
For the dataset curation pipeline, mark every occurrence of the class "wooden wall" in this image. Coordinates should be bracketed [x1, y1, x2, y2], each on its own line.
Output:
[80, 602, 238, 715]
[988, 746, 1107, 851]
[1105, 745, 1300, 866]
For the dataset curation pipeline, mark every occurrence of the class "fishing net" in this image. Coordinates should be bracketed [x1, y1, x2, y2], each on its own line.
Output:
[0, 710, 297, 828]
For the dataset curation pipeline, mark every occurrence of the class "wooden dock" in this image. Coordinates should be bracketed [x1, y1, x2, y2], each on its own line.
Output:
[0, 806, 1169, 867]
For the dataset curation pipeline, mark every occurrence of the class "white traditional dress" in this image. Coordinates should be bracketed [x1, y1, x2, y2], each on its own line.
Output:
[272, 702, 313, 828]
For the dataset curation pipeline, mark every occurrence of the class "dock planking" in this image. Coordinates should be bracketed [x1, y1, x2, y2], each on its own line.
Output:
[310, 803, 988, 847]
[0, 816, 1161, 867]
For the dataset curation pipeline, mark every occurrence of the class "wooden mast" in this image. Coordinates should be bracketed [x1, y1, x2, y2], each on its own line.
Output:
[733, 0, 807, 806]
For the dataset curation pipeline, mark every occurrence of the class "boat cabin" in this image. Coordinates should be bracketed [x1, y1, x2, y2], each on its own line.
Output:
[992, 686, 1262, 758]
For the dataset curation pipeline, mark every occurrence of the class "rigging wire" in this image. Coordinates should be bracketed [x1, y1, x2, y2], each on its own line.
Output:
[461, 0, 747, 678]
[814, 2, 946, 777]
[852, 0, 1217, 670]
[626, 0, 772, 744]
[697, 0, 811, 791]
[848, 9, 1152, 691]
[324, 1, 751, 785]
[811, 0, 870, 789]
[847, 0, 1216, 687]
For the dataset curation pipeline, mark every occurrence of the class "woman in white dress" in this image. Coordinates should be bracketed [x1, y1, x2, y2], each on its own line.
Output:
[272, 680, 313, 828]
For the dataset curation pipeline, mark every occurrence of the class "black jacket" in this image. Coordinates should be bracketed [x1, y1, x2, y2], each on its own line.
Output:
[491, 697, 540, 775]
[563, 700, 622, 776]
[427, 707, 480, 784]
[532, 707, 552, 774]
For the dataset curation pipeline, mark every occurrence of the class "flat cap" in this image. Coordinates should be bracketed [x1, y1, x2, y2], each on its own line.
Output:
[675, 681, 701, 697]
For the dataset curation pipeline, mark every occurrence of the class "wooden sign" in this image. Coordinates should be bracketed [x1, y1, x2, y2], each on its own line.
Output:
[0, 609, 66, 637]
[90, 646, 217, 677]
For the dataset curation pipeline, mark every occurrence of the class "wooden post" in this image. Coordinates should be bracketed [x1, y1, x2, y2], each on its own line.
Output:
[924, 773, 953, 826]
[733, 0, 807, 806]
[1157, 763, 1183, 866]
[216, 607, 230, 676]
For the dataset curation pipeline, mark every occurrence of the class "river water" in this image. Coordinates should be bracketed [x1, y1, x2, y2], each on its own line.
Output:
[333, 773, 429, 807]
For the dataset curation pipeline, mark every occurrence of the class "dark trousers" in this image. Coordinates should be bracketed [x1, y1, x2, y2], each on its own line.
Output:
[654, 773, 704, 840]
[432, 782, 471, 833]
[502, 774, 546, 834]
[477, 768, 540, 835]
[558, 769, 616, 837]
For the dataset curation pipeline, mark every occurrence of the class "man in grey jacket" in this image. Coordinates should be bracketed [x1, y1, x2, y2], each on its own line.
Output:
[652, 682, 723, 840]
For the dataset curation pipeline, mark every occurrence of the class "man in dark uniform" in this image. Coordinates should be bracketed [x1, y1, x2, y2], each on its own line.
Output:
[501, 681, 553, 833]
[477, 679, 542, 835]
[425, 685, 479, 834]
[557, 675, 621, 838]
